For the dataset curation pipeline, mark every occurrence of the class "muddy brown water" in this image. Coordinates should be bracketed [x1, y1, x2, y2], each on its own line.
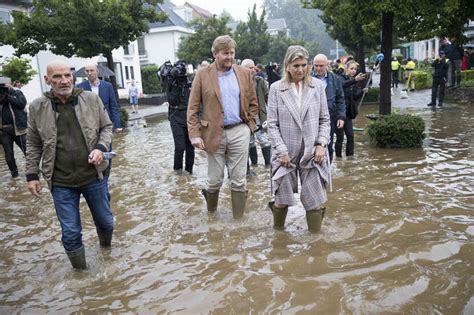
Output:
[1, 104, 473, 314]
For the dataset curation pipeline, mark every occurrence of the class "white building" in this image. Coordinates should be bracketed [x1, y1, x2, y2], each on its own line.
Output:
[138, 0, 194, 68]
[0, 0, 142, 101]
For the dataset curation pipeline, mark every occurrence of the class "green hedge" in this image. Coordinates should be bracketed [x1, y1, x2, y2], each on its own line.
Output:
[461, 70, 474, 81]
[140, 65, 161, 94]
[366, 114, 425, 148]
[364, 87, 379, 102]
[119, 107, 129, 128]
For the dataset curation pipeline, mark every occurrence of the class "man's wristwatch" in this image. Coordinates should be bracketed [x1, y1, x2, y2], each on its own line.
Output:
[316, 143, 327, 148]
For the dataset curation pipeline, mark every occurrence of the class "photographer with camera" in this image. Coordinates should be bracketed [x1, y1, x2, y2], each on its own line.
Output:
[0, 76, 27, 178]
[160, 60, 194, 175]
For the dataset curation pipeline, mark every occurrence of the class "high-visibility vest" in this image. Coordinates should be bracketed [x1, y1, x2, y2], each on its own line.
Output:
[391, 60, 400, 71]
[406, 60, 416, 70]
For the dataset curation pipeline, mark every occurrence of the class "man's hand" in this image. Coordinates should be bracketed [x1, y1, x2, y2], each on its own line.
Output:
[88, 149, 104, 165]
[337, 119, 345, 128]
[314, 146, 326, 165]
[27, 180, 42, 197]
[355, 73, 366, 81]
[114, 128, 123, 134]
[191, 137, 205, 150]
[278, 154, 291, 167]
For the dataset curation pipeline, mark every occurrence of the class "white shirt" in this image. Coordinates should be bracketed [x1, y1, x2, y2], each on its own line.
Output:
[290, 81, 303, 112]
[90, 80, 100, 95]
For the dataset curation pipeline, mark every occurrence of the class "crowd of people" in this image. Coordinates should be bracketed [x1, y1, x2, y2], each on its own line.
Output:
[1, 34, 470, 270]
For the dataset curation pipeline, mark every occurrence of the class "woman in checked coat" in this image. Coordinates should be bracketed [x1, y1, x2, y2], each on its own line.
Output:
[267, 45, 331, 233]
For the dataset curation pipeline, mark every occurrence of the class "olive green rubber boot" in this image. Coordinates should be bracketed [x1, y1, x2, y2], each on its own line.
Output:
[66, 245, 87, 270]
[306, 207, 326, 233]
[231, 190, 248, 219]
[268, 201, 288, 229]
[202, 189, 219, 212]
[98, 230, 113, 247]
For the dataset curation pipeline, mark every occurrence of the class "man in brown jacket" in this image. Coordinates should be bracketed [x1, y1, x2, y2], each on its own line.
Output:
[187, 35, 258, 219]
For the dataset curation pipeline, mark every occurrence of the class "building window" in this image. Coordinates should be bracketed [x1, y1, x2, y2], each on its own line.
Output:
[0, 10, 11, 24]
[124, 66, 130, 80]
[130, 66, 135, 80]
[123, 45, 130, 55]
[137, 37, 146, 56]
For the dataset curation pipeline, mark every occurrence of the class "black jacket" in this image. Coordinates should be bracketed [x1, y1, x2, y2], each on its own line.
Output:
[1, 88, 27, 132]
[339, 74, 364, 119]
[431, 58, 449, 79]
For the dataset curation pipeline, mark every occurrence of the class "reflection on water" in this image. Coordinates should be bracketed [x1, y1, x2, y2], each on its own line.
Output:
[1, 104, 473, 313]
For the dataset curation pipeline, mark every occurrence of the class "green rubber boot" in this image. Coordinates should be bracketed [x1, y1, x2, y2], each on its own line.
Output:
[202, 189, 219, 212]
[268, 201, 288, 229]
[98, 230, 113, 247]
[306, 207, 326, 233]
[231, 190, 248, 219]
[66, 245, 87, 270]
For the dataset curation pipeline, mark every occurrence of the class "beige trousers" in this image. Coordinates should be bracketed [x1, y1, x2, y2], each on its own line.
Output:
[206, 123, 250, 193]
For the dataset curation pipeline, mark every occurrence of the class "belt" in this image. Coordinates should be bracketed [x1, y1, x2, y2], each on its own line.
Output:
[223, 122, 243, 130]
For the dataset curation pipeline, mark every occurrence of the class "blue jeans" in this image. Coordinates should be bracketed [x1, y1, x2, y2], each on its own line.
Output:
[51, 179, 114, 252]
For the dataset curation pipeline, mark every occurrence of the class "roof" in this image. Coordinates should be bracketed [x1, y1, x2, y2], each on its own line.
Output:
[149, 0, 188, 28]
[266, 18, 287, 30]
[184, 2, 213, 19]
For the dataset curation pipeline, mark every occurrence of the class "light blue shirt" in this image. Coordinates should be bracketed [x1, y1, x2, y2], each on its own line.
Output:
[314, 72, 328, 90]
[218, 67, 241, 126]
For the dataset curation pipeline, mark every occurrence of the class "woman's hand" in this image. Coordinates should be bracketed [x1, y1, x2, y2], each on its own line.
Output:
[363, 87, 369, 93]
[314, 146, 326, 165]
[278, 154, 292, 167]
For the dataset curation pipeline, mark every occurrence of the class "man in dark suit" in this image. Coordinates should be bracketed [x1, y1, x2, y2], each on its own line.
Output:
[77, 63, 122, 133]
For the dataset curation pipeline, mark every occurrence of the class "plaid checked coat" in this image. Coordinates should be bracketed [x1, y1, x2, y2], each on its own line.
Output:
[267, 77, 331, 209]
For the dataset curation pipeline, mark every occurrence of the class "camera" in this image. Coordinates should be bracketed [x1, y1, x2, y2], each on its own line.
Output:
[159, 60, 188, 80]
[0, 77, 11, 95]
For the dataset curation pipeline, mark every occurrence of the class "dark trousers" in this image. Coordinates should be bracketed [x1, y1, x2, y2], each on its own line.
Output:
[169, 109, 194, 173]
[431, 76, 446, 105]
[335, 118, 354, 157]
[1, 126, 26, 175]
[391, 70, 399, 87]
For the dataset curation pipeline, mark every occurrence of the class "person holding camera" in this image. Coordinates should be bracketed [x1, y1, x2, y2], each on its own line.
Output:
[160, 60, 195, 175]
[26, 60, 113, 270]
[427, 50, 449, 107]
[187, 35, 258, 219]
[336, 60, 368, 157]
[0, 76, 27, 178]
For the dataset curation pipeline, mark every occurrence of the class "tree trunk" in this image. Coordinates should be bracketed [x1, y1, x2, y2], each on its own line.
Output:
[379, 11, 393, 116]
[105, 50, 119, 102]
[355, 41, 366, 73]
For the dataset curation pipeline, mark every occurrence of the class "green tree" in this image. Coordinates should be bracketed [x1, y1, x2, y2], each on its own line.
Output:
[0, 57, 37, 84]
[307, 0, 474, 115]
[177, 15, 231, 66]
[264, 0, 335, 56]
[262, 32, 320, 66]
[3, 0, 166, 95]
[233, 4, 270, 64]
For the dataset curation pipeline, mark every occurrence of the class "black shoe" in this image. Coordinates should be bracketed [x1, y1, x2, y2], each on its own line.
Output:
[410, 89, 415, 92]
[11, 171, 19, 178]
[427, 103, 435, 107]
[438, 103, 443, 107]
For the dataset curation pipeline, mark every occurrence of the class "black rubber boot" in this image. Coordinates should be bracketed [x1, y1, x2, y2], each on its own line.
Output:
[306, 207, 326, 233]
[261, 146, 271, 166]
[98, 230, 113, 247]
[231, 190, 247, 219]
[66, 245, 87, 270]
[202, 189, 219, 212]
[268, 201, 288, 229]
[249, 146, 258, 165]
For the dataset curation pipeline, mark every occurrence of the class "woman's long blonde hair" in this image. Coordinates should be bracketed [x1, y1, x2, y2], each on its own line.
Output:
[282, 45, 312, 85]
[344, 60, 359, 77]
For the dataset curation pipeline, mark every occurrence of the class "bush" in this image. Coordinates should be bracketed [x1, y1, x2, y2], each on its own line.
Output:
[364, 87, 379, 102]
[0, 57, 37, 84]
[119, 106, 129, 128]
[140, 65, 162, 94]
[461, 70, 474, 81]
[366, 114, 425, 148]
[412, 70, 431, 89]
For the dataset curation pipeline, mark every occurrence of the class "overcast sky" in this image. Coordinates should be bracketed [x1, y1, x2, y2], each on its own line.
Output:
[173, 0, 264, 22]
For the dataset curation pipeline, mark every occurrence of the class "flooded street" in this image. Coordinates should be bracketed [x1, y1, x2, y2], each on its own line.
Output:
[1, 104, 473, 314]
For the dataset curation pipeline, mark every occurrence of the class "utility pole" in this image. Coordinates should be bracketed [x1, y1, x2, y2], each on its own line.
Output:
[336, 40, 339, 59]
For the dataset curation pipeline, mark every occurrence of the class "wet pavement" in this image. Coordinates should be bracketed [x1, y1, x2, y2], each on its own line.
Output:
[1, 77, 473, 313]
